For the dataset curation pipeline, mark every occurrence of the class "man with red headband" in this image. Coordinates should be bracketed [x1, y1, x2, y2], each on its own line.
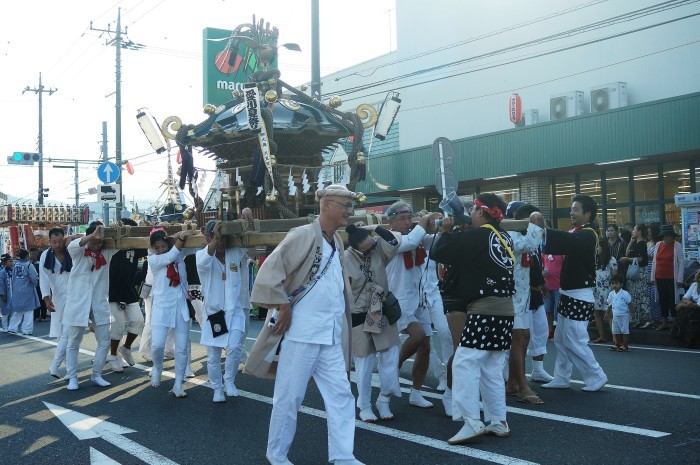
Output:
[541, 194, 608, 392]
[63, 221, 116, 391]
[431, 193, 538, 443]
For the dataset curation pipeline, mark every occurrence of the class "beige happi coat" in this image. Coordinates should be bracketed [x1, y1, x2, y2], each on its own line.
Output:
[245, 220, 352, 378]
[346, 232, 402, 357]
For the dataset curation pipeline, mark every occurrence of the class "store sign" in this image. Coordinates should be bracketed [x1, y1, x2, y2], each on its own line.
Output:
[509, 93, 522, 125]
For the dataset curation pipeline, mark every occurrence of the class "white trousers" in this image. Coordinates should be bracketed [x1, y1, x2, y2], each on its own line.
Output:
[139, 297, 174, 359]
[267, 340, 356, 463]
[452, 347, 506, 423]
[51, 323, 70, 368]
[206, 329, 244, 390]
[109, 302, 144, 340]
[528, 305, 549, 357]
[427, 298, 454, 379]
[66, 324, 110, 379]
[354, 344, 401, 410]
[151, 313, 190, 385]
[552, 315, 606, 385]
[9, 310, 33, 334]
[237, 308, 250, 363]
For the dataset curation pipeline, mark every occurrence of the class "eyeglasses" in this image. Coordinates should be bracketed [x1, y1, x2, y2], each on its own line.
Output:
[327, 199, 355, 210]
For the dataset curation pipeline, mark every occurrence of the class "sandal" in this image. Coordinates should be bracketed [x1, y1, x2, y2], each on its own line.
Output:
[517, 395, 544, 405]
[619, 345, 629, 352]
[592, 338, 607, 344]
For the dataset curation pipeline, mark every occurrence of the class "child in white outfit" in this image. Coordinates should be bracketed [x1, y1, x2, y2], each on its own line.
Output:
[607, 275, 634, 352]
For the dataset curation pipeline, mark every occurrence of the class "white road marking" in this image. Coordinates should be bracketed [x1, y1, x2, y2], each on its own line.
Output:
[589, 342, 700, 354]
[90, 447, 122, 465]
[44, 402, 178, 465]
[18, 332, 674, 441]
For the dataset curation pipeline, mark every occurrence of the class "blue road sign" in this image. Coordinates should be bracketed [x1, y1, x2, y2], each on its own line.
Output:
[97, 162, 120, 183]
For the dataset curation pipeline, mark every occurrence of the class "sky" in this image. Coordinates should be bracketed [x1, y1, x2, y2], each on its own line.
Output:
[0, 0, 396, 211]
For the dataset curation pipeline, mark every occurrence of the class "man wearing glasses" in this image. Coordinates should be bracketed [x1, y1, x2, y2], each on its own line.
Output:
[250, 184, 364, 465]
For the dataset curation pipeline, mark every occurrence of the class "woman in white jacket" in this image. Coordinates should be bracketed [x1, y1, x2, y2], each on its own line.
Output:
[148, 228, 194, 397]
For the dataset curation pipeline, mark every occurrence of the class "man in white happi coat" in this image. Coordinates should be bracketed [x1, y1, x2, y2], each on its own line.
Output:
[39, 227, 81, 378]
[385, 201, 437, 408]
[415, 211, 452, 392]
[196, 220, 248, 403]
[504, 201, 545, 405]
[63, 222, 115, 390]
[250, 184, 364, 465]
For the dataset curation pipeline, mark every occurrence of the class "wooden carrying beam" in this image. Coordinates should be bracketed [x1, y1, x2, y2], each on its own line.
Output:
[100, 218, 531, 250]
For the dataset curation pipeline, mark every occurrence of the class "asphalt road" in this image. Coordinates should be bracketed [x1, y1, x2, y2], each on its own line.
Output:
[0, 319, 698, 465]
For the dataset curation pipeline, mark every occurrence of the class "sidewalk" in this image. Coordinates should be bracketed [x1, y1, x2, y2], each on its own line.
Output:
[587, 324, 699, 349]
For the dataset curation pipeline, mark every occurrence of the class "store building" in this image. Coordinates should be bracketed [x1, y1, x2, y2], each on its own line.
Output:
[318, 0, 700, 232]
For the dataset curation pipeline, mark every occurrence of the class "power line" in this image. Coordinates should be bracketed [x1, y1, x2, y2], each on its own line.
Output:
[333, 0, 610, 82]
[330, 0, 699, 98]
[339, 11, 700, 103]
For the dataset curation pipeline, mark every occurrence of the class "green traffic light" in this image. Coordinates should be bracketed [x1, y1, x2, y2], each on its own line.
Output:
[12, 152, 22, 161]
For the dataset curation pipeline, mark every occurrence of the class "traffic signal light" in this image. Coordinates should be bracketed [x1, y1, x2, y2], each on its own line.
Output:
[7, 152, 41, 165]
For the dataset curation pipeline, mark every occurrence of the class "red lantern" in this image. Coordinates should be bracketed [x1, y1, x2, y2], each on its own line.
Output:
[509, 93, 522, 125]
[176, 149, 182, 164]
[126, 161, 134, 175]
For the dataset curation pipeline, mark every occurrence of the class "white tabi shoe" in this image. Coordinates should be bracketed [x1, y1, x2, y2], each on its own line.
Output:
[265, 452, 294, 465]
[437, 375, 448, 392]
[541, 378, 570, 389]
[118, 345, 135, 366]
[106, 355, 124, 373]
[375, 395, 394, 421]
[150, 368, 161, 388]
[171, 384, 188, 398]
[484, 420, 511, 438]
[224, 379, 239, 397]
[49, 361, 61, 379]
[409, 388, 433, 408]
[359, 407, 378, 423]
[530, 368, 554, 383]
[447, 418, 486, 445]
[442, 388, 453, 417]
[91, 376, 111, 387]
[67, 378, 79, 391]
[213, 389, 226, 403]
[582, 375, 608, 392]
[333, 460, 366, 465]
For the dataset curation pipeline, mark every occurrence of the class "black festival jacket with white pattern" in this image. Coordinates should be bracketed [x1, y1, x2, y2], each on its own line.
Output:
[430, 225, 515, 305]
[543, 227, 597, 291]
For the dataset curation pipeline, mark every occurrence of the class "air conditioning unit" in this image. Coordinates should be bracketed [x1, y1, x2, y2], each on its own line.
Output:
[523, 109, 539, 126]
[550, 91, 584, 120]
[590, 82, 627, 113]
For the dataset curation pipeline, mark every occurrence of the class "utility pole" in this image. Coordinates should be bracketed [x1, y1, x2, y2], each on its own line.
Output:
[91, 8, 143, 221]
[22, 72, 57, 205]
[101, 121, 110, 224]
[311, 0, 321, 99]
[74, 160, 79, 207]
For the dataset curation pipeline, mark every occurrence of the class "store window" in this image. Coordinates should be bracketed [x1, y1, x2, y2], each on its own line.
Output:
[484, 181, 519, 204]
[606, 206, 631, 227]
[578, 171, 603, 205]
[663, 161, 691, 199]
[633, 165, 659, 201]
[635, 204, 661, 225]
[664, 203, 681, 227]
[555, 175, 575, 208]
[605, 169, 630, 204]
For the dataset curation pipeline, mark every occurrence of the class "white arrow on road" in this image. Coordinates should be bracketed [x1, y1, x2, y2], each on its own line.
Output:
[44, 402, 179, 465]
[90, 447, 122, 465]
[102, 164, 114, 182]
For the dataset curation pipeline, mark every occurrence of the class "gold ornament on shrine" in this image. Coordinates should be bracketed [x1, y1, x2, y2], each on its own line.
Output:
[265, 90, 278, 103]
[329, 96, 342, 108]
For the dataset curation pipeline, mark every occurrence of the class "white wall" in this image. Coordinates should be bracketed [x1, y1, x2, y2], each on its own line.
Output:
[320, 0, 700, 150]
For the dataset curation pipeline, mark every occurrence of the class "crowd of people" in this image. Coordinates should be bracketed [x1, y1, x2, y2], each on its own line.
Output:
[0, 187, 697, 465]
